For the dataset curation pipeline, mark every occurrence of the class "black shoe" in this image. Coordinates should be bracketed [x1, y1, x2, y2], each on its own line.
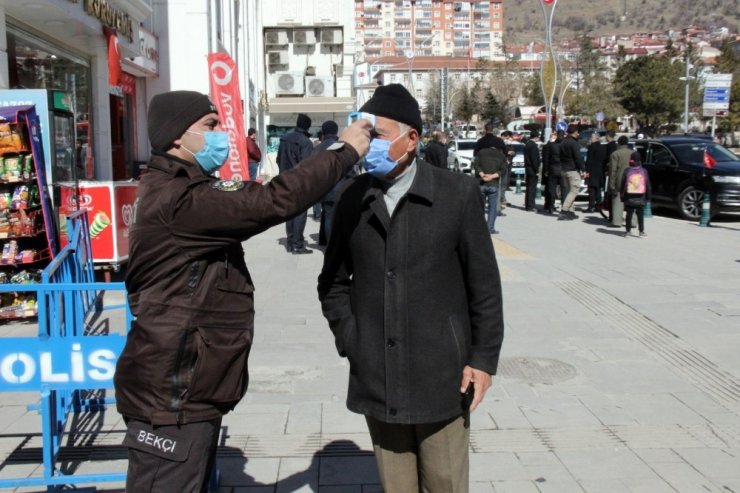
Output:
[568, 211, 579, 219]
[292, 247, 313, 255]
[557, 213, 570, 221]
[584, 208, 595, 213]
[498, 212, 506, 217]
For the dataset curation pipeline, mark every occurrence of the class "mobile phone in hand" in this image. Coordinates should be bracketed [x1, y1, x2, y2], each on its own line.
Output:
[461, 382, 475, 411]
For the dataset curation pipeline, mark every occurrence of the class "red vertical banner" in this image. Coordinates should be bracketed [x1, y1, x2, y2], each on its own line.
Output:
[207, 52, 250, 181]
[104, 27, 121, 86]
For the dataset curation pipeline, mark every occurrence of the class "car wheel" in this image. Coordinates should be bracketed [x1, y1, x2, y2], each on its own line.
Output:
[678, 185, 703, 220]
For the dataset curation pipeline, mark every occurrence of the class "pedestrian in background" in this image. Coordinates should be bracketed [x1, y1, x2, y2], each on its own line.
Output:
[318, 84, 504, 493]
[474, 142, 507, 234]
[607, 135, 632, 227]
[246, 127, 261, 181]
[115, 90, 371, 492]
[620, 151, 651, 237]
[312, 120, 355, 246]
[425, 130, 449, 169]
[523, 130, 540, 211]
[584, 133, 605, 212]
[558, 125, 585, 220]
[277, 113, 315, 254]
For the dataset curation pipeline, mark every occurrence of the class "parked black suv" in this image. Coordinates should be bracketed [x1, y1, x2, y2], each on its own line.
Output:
[634, 137, 740, 220]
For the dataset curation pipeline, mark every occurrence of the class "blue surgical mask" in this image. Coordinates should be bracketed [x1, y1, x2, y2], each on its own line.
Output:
[183, 130, 230, 174]
[363, 131, 409, 178]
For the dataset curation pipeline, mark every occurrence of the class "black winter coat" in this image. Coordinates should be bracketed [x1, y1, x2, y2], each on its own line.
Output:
[524, 139, 541, 176]
[277, 127, 313, 172]
[116, 144, 360, 426]
[585, 142, 606, 186]
[318, 160, 504, 424]
[424, 140, 448, 169]
[560, 135, 585, 173]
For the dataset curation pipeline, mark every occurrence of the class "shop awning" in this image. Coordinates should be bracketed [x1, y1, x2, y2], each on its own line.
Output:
[268, 97, 355, 114]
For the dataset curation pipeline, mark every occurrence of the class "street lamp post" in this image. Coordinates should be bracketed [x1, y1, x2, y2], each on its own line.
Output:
[680, 46, 695, 133]
[540, 0, 559, 141]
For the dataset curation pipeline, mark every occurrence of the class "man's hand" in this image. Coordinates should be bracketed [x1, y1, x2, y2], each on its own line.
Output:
[460, 365, 492, 412]
[340, 120, 373, 157]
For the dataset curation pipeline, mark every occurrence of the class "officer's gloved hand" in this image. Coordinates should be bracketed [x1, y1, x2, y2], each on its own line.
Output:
[340, 120, 372, 157]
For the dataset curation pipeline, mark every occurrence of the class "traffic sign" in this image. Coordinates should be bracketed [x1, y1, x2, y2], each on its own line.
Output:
[703, 73, 733, 113]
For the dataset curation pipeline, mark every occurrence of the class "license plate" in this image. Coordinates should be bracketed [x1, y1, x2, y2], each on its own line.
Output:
[513, 168, 525, 175]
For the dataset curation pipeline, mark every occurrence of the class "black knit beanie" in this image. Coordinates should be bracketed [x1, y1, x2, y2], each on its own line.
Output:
[148, 91, 218, 151]
[296, 113, 312, 131]
[359, 83, 423, 134]
[321, 120, 338, 136]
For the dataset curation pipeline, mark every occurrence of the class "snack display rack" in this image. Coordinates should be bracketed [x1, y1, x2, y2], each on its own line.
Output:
[0, 105, 57, 320]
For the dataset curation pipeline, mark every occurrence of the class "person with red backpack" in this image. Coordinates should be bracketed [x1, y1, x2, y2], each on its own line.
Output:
[619, 151, 652, 237]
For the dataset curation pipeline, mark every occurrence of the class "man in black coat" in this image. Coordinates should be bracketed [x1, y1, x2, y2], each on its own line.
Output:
[523, 130, 541, 211]
[424, 130, 448, 169]
[277, 113, 314, 254]
[584, 133, 606, 212]
[318, 84, 503, 493]
[542, 130, 565, 214]
[313, 120, 355, 245]
[474, 122, 507, 156]
[558, 125, 586, 220]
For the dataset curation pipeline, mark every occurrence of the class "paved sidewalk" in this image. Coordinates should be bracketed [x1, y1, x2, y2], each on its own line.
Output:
[1, 185, 740, 492]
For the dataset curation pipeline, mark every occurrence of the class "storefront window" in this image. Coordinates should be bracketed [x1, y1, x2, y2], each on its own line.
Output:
[7, 25, 94, 180]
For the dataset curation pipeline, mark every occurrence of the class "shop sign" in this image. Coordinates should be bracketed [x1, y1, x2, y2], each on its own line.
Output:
[68, 0, 134, 42]
[128, 27, 159, 76]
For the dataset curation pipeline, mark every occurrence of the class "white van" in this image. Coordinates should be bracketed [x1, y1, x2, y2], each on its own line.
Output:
[455, 124, 478, 139]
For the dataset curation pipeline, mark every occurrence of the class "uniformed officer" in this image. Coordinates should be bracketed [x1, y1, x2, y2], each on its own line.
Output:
[114, 90, 371, 492]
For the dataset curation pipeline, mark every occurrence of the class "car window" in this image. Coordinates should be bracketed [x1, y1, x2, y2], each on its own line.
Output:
[703, 143, 738, 162]
[650, 143, 674, 165]
[635, 144, 648, 163]
[457, 141, 477, 151]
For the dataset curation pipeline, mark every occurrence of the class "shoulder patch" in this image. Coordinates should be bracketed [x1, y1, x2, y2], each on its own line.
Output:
[212, 180, 245, 192]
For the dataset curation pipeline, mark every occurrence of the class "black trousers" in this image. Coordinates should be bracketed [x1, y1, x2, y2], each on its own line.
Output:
[285, 209, 308, 250]
[588, 186, 602, 210]
[625, 205, 645, 232]
[525, 173, 537, 210]
[546, 171, 566, 211]
[124, 417, 222, 493]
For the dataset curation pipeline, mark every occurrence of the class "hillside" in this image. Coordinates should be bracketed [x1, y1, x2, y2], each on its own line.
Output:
[503, 0, 739, 45]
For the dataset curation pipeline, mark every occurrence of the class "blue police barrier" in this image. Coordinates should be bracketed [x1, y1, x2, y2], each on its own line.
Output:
[0, 209, 132, 489]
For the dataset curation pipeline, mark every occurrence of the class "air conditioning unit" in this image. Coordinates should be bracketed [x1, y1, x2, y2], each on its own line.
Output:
[320, 28, 343, 45]
[267, 51, 288, 66]
[264, 30, 288, 46]
[272, 72, 304, 96]
[305, 76, 334, 97]
[294, 29, 316, 45]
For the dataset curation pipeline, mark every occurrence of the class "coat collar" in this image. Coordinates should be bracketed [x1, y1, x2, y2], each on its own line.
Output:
[148, 151, 210, 181]
[361, 158, 435, 207]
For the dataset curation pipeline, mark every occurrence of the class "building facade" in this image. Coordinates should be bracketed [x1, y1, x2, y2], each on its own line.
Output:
[354, 0, 504, 61]
[0, 0, 158, 181]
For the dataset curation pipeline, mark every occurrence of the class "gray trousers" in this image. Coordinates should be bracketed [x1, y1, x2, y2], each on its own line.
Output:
[610, 192, 635, 227]
[365, 415, 470, 493]
[562, 171, 582, 212]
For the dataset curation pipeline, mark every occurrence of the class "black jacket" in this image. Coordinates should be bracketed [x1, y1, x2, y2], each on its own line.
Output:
[585, 142, 606, 186]
[318, 161, 504, 424]
[115, 144, 360, 425]
[277, 127, 313, 172]
[559, 135, 585, 173]
[523, 139, 541, 176]
[474, 133, 507, 156]
[542, 139, 562, 175]
[424, 140, 448, 169]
